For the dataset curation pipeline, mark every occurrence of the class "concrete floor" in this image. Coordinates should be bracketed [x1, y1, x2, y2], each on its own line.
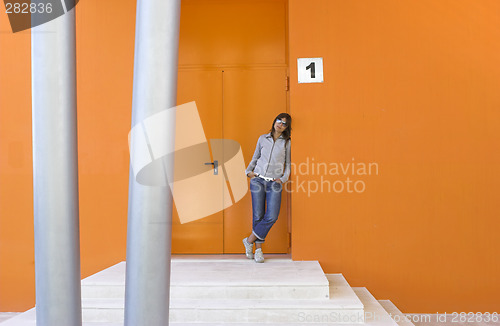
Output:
[0, 313, 18, 323]
[2, 312, 499, 325]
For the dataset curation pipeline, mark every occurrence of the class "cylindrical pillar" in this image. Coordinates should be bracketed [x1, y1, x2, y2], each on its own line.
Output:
[31, 6, 82, 326]
[124, 1, 181, 325]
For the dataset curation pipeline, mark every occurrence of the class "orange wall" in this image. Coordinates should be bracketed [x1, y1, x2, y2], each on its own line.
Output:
[1, 0, 288, 311]
[1, 0, 499, 313]
[0, 0, 136, 311]
[0, 12, 33, 312]
[289, 0, 500, 312]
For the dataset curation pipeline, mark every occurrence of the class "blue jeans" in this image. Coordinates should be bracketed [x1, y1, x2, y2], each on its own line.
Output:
[250, 177, 282, 243]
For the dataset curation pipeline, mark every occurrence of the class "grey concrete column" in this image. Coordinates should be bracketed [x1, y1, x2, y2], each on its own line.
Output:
[124, 1, 181, 326]
[31, 6, 82, 326]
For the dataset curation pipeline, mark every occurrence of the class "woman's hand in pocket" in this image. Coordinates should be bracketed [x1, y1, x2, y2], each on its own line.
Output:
[247, 172, 257, 179]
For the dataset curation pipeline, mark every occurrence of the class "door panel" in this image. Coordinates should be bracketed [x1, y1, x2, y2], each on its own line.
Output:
[172, 0, 288, 254]
[173, 68, 290, 254]
[222, 68, 290, 254]
[173, 70, 224, 253]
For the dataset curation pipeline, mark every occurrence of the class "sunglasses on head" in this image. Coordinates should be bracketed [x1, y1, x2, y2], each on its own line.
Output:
[276, 119, 287, 126]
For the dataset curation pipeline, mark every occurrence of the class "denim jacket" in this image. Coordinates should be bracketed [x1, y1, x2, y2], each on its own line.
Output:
[245, 133, 291, 183]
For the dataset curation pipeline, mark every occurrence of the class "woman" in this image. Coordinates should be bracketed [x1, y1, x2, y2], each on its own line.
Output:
[243, 113, 291, 263]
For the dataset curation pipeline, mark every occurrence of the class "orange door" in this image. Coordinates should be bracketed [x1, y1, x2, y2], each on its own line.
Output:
[172, 69, 224, 253]
[222, 68, 290, 254]
[173, 67, 290, 254]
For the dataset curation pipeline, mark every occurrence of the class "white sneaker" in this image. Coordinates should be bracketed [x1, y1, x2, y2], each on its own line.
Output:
[242, 237, 254, 259]
[254, 248, 264, 263]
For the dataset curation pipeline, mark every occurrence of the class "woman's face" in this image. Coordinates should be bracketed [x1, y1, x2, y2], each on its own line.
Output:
[274, 117, 288, 133]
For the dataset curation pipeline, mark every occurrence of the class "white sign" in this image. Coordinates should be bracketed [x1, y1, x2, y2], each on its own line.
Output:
[297, 58, 324, 83]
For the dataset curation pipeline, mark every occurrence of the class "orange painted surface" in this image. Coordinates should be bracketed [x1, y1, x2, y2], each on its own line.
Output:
[1, 0, 137, 311]
[0, 11, 34, 312]
[74, 0, 136, 298]
[174, 67, 290, 254]
[174, 0, 289, 253]
[222, 68, 290, 254]
[289, 0, 500, 312]
[0, 0, 288, 310]
[179, 0, 286, 66]
[173, 70, 225, 253]
[1, 0, 499, 313]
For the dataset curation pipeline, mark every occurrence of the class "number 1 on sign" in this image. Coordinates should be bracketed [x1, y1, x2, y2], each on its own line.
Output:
[297, 58, 323, 83]
[306, 62, 316, 78]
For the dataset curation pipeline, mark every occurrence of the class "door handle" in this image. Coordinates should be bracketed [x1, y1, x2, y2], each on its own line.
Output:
[204, 160, 218, 175]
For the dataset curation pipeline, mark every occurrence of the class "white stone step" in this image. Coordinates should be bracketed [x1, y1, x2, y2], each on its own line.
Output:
[326, 274, 364, 310]
[353, 288, 399, 326]
[0, 309, 35, 326]
[0, 314, 19, 324]
[378, 300, 414, 326]
[81, 272, 364, 324]
[82, 259, 330, 300]
[81, 262, 126, 299]
[0, 285, 398, 325]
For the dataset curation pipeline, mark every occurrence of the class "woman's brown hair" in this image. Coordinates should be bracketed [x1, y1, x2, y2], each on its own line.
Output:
[270, 112, 292, 141]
